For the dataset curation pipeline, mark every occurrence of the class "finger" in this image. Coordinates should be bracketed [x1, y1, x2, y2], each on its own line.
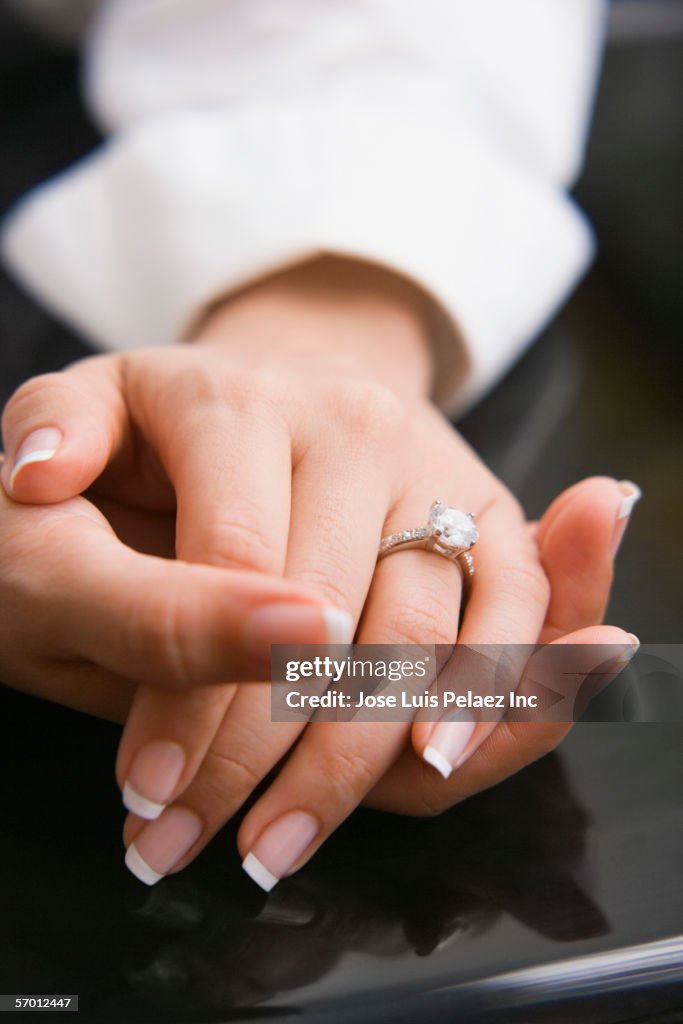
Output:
[535, 476, 641, 555]
[122, 647, 404, 887]
[121, 452, 413, 886]
[1, 357, 127, 502]
[120, 398, 392, 870]
[234, 716, 410, 892]
[152, 372, 293, 573]
[283, 395, 397, 610]
[229, 484, 470, 892]
[457, 497, 550, 645]
[231, 487, 542, 890]
[34, 508, 345, 688]
[116, 378, 295, 820]
[536, 477, 642, 640]
[116, 685, 236, 820]
[413, 476, 639, 788]
[367, 627, 639, 816]
[121, 683, 305, 883]
[358, 491, 464, 647]
[413, 496, 550, 779]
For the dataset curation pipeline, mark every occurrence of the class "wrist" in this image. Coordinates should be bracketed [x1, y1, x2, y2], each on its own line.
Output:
[190, 257, 434, 401]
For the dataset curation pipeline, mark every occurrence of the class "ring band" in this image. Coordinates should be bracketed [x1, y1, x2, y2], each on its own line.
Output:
[378, 501, 478, 588]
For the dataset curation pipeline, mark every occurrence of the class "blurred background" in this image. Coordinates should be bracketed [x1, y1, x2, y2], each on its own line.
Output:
[462, 0, 683, 643]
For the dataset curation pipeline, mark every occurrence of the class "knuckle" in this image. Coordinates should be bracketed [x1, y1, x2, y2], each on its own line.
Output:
[177, 366, 275, 419]
[203, 743, 265, 800]
[220, 368, 281, 417]
[126, 582, 197, 688]
[378, 588, 457, 646]
[412, 791, 451, 818]
[290, 492, 357, 605]
[292, 562, 350, 610]
[496, 720, 570, 770]
[322, 745, 378, 810]
[328, 380, 405, 442]
[404, 768, 455, 818]
[2, 373, 69, 435]
[186, 365, 241, 407]
[494, 560, 551, 612]
[195, 516, 281, 573]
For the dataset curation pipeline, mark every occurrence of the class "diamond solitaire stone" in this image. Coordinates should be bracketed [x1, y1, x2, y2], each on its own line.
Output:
[429, 502, 478, 550]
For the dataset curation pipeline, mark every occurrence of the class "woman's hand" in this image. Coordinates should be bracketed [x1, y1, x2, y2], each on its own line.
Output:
[0, 257, 640, 888]
[121, 476, 637, 888]
[0, 473, 345, 719]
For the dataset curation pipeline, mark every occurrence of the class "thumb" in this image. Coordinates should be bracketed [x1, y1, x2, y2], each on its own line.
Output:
[1, 357, 125, 503]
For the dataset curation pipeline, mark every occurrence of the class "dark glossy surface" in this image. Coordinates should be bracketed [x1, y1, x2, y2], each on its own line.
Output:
[1, 687, 682, 1023]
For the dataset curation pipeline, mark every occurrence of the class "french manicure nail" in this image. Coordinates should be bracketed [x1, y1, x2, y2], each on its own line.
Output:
[246, 603, 353, 658]
[617, 480, 642, 520]
[242, 810, 319, 892]
[9, 427, 62, 491]
[323, 606, 354, 645]
[612, 481, 642, 556]
[124, 806, 202, 886]
[602, 634, 640, 679]
[620, 633, 641, 663]
[122, 741, 186, 820]
[422, 712, 477, 779]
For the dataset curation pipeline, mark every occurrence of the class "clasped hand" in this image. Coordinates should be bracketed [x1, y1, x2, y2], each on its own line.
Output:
[0, 259, 636, 888]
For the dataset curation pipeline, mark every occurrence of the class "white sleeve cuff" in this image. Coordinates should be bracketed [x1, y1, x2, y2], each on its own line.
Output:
[1, 94, 593, 414]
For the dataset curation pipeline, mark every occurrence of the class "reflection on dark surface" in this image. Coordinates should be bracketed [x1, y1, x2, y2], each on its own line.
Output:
[2, 686, 683, 1024]
[118, 752, 604, 1017]
[5, 686, 683, 1024]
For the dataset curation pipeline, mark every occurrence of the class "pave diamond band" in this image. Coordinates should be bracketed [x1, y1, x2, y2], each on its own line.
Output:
[377, 501, 478, 588]
[378, 527, 430, 554]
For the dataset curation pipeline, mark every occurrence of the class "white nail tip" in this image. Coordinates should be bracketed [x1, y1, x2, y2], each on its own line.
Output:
[122, 781, 165, 820]
[125, 843, 164, 886]
[323, 606, 354, 646]
[617, 481, 642, 520]
[242, 852, 279, 892]
[619, 633, 640, 662]
[422, 745, 453, 780]
[8, 449, 58, 489]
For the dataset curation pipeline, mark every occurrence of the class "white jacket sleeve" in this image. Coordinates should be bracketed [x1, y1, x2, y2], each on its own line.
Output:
[1, 0, 606, 413]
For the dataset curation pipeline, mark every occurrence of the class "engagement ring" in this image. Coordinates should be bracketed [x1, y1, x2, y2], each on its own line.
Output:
[378, 500, 478, 587]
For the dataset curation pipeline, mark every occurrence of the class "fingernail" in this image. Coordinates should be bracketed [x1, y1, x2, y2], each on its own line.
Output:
[603, 633, 640, 677]
[246, 603, 353, 658]
[9, 427, 62, 491]
[242, 810, 319, 892]
[122, 741, 186, 820]
[612, 481, 642, 557]
[323, 606, 355, 645]
[422, 712, 477, 779]
[124, 806, 202, 886]
[621, 632, 640, 662]
[617, 481, 642, 520]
